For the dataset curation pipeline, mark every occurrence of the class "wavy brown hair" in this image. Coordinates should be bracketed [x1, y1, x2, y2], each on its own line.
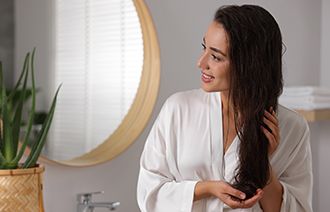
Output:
[214, 5, 283, 199]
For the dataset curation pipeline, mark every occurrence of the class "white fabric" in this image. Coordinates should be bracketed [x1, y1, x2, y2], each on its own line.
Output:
[137, 89, 313, 212]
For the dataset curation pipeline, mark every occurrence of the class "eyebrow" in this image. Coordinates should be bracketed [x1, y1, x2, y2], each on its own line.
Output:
[203, 37, 227, 57]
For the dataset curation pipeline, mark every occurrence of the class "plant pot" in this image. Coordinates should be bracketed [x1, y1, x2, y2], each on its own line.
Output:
[0, 165, 45, 212]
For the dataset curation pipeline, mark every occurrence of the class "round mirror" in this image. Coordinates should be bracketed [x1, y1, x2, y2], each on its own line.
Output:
[16, 0, 160, 166]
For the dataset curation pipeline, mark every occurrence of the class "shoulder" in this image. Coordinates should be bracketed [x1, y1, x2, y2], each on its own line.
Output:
[156, 89, 210, 124]
[164, 89, 209, 110]
[153, 89, 209, 134]
[277, 104, 310, 140]
[278, 104, 308, 128]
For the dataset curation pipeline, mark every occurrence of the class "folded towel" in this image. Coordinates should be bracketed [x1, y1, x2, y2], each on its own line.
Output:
[279, 96, 330, 104]
[282, 86, 330, 97]
[279, 101, 330, 110]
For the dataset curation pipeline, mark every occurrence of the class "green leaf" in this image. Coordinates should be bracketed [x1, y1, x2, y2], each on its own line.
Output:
[0, 62, 3, 103]
[11, 50, 35, 166]
[1, 48, 61, 169]
[9, 88, 38, 118]
[0, 62, 3, 153]
[7, 53, 30, 101]
[0, 133, 3, 158]
[0, 62, 16, 169]
[1, 76, 14, 161]
[0, 150, 5, 163]
[23, 85, 61, 168]
[11, 53, 30, 159]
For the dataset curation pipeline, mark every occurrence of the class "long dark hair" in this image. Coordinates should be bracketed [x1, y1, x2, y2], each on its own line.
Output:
[214, 5, 283, 199]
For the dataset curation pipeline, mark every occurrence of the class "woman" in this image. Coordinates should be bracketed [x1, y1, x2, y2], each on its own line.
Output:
[137, 5, 312, 212]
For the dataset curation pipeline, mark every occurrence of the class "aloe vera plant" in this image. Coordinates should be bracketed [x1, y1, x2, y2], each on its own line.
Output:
[0, 49, 61, 169]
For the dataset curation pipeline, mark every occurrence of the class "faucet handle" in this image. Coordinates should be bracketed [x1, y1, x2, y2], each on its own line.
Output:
[77, 191, 104, 203]
[110, 201, 121, 210]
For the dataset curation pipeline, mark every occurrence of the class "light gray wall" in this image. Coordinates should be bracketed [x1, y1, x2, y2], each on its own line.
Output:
[310, 122, 330, 212]
[11, 0, 330, 211]
[321, 0, 330, 87]
[315, 1, 330, 211]
[14, 0, 55, 111]
[0, 0, 14, 88]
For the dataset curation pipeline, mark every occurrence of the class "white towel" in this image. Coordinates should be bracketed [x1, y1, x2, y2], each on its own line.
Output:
[279, 86, 330, 110]
[278, 101, 330, 110]
[279, 96, 330, 104]
[282, 86, 330, 97]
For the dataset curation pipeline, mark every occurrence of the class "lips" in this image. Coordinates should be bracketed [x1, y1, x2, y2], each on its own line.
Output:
[202, 72, 215, 79]
[201, 71, 215, 83]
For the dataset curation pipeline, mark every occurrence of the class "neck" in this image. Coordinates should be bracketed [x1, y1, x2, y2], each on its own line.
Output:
[220, 91, 243, 128]
[220, 91, 233, 116]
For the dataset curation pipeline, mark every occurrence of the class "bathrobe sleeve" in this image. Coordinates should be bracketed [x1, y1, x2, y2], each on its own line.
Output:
[137, 99, 198, 212]
[278, 120, 313, 212]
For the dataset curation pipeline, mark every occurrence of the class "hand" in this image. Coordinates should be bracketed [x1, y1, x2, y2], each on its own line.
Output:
[194, 181, 263, 209]
[261, 107, 280, 155]
[211, 182, 263, 209]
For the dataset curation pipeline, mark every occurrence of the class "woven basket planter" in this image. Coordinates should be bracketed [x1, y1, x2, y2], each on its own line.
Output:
[0, 165, 45, 212]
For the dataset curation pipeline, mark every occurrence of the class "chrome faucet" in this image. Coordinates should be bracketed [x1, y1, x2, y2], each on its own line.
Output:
[77, 191, 120, 212]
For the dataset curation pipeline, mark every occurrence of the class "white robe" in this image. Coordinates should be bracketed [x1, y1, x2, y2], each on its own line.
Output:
[137, 89, 313, 212]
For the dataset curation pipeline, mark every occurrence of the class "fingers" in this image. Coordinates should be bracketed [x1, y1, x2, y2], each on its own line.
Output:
[263, 115, 274, 133]
[261, 125, 276, 143]
[241, 189, 264, 208]
[264, 108, 278, 126]
[262, 108, 280, 155]
[212, 181, 263, 209]
[215, 182, 246, 208]
[263, 111, 279, 136]
[222, 183, 246, 200]
[222, 195, 245, 209]
[224, 189, 264, 209]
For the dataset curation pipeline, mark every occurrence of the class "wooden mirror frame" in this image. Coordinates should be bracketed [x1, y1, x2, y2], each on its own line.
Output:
[39, 0, 160, 167]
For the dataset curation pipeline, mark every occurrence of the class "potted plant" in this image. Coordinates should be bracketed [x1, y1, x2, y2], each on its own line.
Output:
[0, 49, 60, 212]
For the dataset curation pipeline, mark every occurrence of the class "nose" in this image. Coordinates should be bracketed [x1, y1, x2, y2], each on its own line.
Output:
[197, 52, 209, 70]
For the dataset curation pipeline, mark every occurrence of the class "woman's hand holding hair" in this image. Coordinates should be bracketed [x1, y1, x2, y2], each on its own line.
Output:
[259, 107, 283, 211]
[261, 107, 280, 155]
[193, 108, 280, 209]
[194, 181, 263, 209]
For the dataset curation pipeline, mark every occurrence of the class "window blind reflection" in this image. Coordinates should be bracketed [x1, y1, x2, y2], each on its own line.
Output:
[48, 0, 143, 160]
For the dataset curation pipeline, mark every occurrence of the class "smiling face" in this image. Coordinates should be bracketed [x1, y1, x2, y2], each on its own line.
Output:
[197, 21, 230, 92]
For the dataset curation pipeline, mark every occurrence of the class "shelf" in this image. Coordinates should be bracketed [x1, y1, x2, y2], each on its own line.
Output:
[296, 109, 330, 122]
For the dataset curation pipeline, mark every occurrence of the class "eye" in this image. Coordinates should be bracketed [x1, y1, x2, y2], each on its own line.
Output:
[211, 54, 222, 62]
[201, 43, 206, 51]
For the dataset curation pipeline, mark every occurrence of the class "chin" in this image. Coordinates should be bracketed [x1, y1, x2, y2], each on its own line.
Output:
[201, 85, 219, 93]
[201, 83, 228, 93]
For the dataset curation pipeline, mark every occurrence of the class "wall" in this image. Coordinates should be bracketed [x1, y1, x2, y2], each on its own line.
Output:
[11, 0, 329, 211]
[0, 0, 14, 88]
[14, 0, 55, 111]
[321, 0, 330, 87]
[314, 0, 330, 211]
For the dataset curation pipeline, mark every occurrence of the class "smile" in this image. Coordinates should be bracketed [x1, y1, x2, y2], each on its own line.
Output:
[201, 72, 215, 83]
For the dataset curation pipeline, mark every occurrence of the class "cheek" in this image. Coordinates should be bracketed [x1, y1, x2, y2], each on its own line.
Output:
[213, 63, 230, 79]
